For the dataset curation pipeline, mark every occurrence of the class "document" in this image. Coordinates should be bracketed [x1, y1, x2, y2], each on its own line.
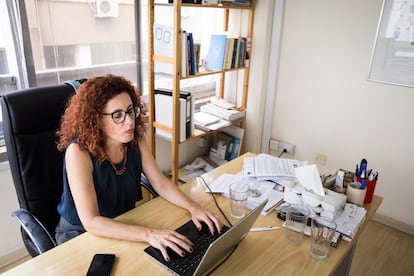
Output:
[334, 203, 367, 241]
[205, 173, 284, 216]
[243, 154, 304, 179]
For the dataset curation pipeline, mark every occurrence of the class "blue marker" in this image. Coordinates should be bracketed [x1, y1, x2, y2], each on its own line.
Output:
[360, 179, 366, 190]
[359, 159, 367, 178]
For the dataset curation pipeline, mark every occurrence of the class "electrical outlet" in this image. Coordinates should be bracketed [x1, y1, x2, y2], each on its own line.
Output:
[278, 142, 295, 156]
[316, 153, 327, 165]
[269, 139, 279, 151]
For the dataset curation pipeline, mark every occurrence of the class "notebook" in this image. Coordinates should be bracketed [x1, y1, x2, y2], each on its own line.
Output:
[144, 199, 268, 276]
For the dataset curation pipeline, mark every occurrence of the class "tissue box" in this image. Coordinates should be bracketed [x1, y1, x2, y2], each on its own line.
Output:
[322, 188, 347, 213]
[283, 184, 346, 219]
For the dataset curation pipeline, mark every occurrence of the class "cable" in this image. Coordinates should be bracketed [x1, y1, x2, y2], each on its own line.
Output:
[197, 175, 233, 227]
[197, 175, 237, 275]
[278, 148, 288, 158]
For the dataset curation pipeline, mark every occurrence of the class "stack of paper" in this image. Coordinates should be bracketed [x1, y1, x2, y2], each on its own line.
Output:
[200, 103, 246, 122]
[242, 153, 305, 183]
[194, 112, 231, 131]
[334, 203, 367, 241]
[205, 174, 284, 216]
[194, 112, 220, 126]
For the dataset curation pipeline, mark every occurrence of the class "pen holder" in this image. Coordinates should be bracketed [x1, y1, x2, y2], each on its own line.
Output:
[356, 177, 377, 204]
[346, 182, 366, 206]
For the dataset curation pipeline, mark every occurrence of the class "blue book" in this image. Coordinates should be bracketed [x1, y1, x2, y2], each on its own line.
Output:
[230, 137, 241, 160]
[205, 34, 227, 71]
[188, 33, 195, 75]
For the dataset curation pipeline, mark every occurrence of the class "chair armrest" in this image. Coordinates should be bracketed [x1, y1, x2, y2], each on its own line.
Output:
[141, 174, 159, 198]
[12, 209, 56, 256]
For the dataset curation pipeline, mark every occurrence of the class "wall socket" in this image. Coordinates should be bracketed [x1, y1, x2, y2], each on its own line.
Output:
[315, 153, 327, 165]
[269, 139, 279, 151]
[277, 142, 295, 156]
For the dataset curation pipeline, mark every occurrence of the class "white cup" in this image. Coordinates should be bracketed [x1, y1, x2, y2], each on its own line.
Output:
[229, 182, 249, 219]
[346, 181, 366, 206]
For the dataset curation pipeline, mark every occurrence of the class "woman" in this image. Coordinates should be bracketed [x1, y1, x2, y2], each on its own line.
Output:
[55, 74, 222, 262]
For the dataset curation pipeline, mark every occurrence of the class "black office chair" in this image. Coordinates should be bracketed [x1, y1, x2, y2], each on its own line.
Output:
[1, 82, 158, 257]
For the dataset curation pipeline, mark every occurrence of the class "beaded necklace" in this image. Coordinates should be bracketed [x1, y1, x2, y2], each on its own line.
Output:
[107, 146, 127, 176]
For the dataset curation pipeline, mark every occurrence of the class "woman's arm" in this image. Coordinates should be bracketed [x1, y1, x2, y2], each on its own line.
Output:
[138, 136, 223, 235]
[65, 143, 193, 261]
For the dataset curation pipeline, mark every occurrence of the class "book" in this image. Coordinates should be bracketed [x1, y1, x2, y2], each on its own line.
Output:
[213, 132, 233, 160]
[229, 137, 241, 160]
[181, 30, 188, 77]
[225, 136, 235, 161]
[231, 38, 238, 68]
[224, 38, 234, 69]
[244, 37, 251, 67]
[235, 38, 245, 68]
[155, 88, 192, 142]
[186, 32, 194, 75]
[240, 37, 247, 67]
[193, 43, 200, 74]
[205, 34, 227, 70]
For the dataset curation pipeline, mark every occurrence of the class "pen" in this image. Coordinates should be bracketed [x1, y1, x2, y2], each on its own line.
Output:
[359, 159, 367, 178]
[250, 226, 281, 232]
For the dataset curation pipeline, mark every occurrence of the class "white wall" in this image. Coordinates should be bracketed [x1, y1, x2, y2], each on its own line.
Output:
[262, 0, 414, 227]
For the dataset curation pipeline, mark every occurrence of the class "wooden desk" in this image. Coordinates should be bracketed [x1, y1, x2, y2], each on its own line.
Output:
[4, 153, 382, 275]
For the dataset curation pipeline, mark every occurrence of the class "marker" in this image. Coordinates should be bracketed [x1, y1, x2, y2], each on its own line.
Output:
[250, 226, 281, 232]
[359, 159, 367, 178]
[360, 179, 366, 190]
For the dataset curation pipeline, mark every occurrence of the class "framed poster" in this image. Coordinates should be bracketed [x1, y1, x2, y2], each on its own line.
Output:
[368, 0, 414, 87]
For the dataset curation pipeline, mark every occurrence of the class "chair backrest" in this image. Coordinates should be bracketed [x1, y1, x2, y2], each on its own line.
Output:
[1, 84, 76, 237]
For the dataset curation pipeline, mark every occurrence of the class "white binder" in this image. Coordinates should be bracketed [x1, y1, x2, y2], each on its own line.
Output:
[154, 89, 192, 142]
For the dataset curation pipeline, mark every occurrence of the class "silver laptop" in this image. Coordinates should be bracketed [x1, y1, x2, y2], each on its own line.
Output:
[144, 199, 268, 276]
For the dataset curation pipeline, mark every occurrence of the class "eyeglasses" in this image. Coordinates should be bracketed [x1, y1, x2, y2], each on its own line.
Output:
[102, 106, 140, 124]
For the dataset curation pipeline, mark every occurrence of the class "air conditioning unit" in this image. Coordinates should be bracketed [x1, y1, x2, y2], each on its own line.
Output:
[95, 0, 119, 18]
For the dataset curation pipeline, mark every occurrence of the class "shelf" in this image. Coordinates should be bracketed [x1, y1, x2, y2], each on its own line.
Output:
[148, 0, 256, 184]
[181, 66, 248, 80]
[152, 123, 224, 144]
[152, 66, 249, 80]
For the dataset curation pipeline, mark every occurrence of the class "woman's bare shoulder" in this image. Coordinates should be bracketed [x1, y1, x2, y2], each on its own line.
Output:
[65, 143, 92, 168]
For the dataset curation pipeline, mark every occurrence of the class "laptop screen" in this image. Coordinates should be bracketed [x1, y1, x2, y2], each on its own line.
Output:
[144, 199, 268, 276]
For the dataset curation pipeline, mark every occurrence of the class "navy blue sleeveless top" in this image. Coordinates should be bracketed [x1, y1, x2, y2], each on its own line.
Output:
[57, 144, 143, 226]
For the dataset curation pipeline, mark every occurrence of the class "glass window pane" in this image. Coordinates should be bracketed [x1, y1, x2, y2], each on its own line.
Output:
[25, 0, 139, 86]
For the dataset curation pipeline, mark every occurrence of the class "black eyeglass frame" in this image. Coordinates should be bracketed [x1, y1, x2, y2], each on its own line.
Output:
[102, 106, 140, 124]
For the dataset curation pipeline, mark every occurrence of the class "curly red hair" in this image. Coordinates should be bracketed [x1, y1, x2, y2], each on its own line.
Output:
[57, 74, 146, 163]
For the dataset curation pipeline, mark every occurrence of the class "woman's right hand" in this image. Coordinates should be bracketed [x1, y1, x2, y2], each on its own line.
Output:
[147, 229, 194, 262]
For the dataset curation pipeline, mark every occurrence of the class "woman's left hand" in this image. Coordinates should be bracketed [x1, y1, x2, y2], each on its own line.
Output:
[189, 205, 223, 235]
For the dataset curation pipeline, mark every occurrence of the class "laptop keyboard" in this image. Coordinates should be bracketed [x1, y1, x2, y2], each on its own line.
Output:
[168, 224, 230, 275]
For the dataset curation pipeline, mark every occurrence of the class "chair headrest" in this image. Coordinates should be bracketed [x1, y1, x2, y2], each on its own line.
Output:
[63, 79, 87, 93]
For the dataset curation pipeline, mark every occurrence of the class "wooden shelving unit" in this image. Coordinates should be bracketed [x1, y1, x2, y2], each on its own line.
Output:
[147, 0, 256, 184]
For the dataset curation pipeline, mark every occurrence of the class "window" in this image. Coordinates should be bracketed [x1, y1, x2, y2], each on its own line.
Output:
[25, 0, 140, 86]
[0, 1, 243, 163]
[0, 0, 143, 163]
